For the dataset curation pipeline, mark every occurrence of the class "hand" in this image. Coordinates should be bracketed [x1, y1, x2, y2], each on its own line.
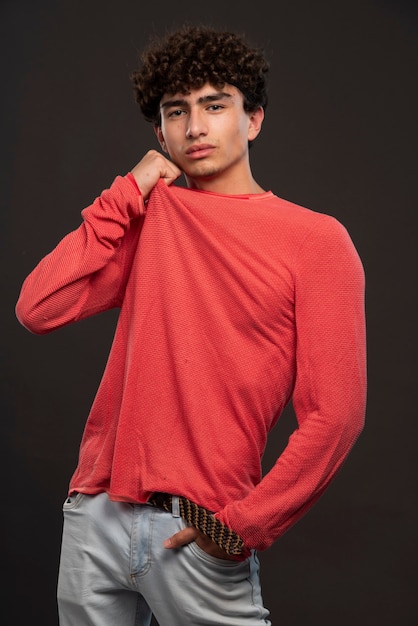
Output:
[163, 526, 238, 561]
[131, 150, 182, 200]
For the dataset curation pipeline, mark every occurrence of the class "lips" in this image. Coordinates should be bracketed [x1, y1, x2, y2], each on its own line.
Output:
[186, 144, 215, 157]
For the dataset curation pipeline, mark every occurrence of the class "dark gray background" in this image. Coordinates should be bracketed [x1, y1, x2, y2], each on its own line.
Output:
[1, 1, 417, 624]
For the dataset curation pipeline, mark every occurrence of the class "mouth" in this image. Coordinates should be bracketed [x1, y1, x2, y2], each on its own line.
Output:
[185, 144, 215, 159]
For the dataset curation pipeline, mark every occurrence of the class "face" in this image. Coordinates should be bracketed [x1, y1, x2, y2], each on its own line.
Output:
[155, 83, 264, 193]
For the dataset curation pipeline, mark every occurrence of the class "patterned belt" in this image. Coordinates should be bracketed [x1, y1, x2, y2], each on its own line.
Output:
[148, 492, 244, 556]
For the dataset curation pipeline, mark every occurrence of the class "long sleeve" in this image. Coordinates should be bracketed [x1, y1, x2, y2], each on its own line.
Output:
[215, 216, 366, 551]
[16, 178, 366, 555]
[15, 175, 144, 334]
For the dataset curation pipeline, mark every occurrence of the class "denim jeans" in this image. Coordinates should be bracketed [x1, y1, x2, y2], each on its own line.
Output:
[57, 491, 271, 625]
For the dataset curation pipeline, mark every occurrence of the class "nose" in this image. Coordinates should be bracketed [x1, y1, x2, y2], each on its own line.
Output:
[186, 108, 208, 138]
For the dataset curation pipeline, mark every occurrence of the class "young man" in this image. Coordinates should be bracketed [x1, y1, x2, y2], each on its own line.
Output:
[15, 25, 367, 626]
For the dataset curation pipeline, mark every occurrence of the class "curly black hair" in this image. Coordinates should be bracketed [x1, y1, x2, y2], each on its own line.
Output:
[130, 25, 269, 125]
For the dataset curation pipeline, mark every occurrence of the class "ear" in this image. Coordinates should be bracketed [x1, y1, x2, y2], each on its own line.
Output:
[154, 125, 168, 153]
[247, 107, 265, 142]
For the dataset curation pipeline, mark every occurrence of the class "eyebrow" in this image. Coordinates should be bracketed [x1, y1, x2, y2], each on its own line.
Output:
[160, 91, 233, 110]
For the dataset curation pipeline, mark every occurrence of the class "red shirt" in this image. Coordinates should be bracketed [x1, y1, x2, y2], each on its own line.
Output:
[16, 175, 366, 551]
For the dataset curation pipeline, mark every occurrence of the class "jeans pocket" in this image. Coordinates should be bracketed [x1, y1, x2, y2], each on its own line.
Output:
[62, 491, 85, 511]
[188, 539, 246, 568]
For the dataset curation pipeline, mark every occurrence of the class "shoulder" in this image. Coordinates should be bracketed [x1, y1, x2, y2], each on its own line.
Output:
[269, 193, 342, 228]
[265, 194, 364, 276]
[266, 194, 356, 256]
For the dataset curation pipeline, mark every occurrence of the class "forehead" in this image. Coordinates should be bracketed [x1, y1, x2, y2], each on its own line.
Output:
[160, 82, 242, 107]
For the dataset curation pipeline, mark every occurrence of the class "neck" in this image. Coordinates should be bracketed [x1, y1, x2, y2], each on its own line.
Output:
[185, 172, 265, 195]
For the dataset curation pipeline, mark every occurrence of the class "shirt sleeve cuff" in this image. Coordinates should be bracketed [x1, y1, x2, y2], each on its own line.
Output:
[125, 172, 147, 216]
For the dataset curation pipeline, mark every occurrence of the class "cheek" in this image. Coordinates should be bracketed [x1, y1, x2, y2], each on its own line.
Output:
[161, 126, 185, 152]
[225, 114, 250, 144]
[228, 126, 249, 153]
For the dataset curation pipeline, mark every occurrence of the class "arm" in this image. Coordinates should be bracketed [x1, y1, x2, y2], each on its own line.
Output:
[163, 216, 366, 557]
[215, 216, 367, 551]
[16, 151, 182, 334]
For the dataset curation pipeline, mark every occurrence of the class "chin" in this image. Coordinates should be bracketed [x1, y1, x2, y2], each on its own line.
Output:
[185, 164, 220, 180]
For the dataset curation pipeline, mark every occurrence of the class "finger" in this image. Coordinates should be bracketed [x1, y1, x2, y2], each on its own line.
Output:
[163, 526, 199, 549]
[161, 164, 182, 186]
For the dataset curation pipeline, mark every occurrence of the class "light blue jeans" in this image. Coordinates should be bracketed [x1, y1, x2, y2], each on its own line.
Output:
[57, 492, 271, 625]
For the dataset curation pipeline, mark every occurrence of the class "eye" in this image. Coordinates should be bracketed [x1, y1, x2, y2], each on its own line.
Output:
[167, 108, 185, 118]
[207, 104, 224, 111]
